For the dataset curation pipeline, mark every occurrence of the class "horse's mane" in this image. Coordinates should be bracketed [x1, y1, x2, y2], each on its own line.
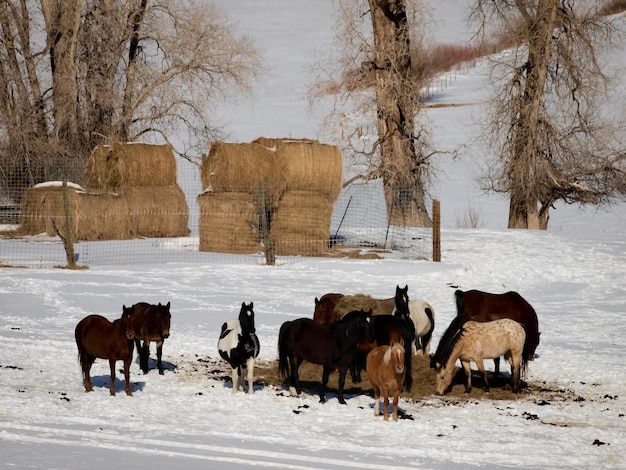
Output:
[433, 314, 469, 367]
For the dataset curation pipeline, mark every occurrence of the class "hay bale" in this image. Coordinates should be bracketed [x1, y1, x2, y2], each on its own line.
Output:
[85, 142, 177, 189]
[20, 183, 83, 237]
[118, 186, 189, 238]
[253, 137, 342, 199]
[75, 191, 131, 240]
[201, 141, 285, 206]
[334, 294, 378, 319]
[197, 192, 260, 254]
[270, 190, 333, 256]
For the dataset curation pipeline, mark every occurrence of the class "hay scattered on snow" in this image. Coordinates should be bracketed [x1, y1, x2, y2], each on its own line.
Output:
[197, 192, 260, 254]
[85, 142, 177, 189]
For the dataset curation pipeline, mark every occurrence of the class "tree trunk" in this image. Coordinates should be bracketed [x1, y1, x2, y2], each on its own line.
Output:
[507, 0, 557, 229]
[368, 0, 431, 227]
[41, 0, 81, 143]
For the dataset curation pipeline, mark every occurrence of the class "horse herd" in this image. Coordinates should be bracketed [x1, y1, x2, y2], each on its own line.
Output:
[73, 287, 540, 422]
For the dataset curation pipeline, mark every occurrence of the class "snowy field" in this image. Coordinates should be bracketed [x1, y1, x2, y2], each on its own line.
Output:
[1, 1, 625, 469]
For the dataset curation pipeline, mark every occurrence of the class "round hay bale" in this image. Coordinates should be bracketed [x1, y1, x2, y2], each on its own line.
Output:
[254, 137, 342, 199]
[20, 183, 84, 237]
[197, 192, 260, 254]
[270, 190, 333, 256]
[334, 294, 378, 319]
[76, 191, 130, 240]
[201, 141, 285, 207]
[117, 186, 189, 238]
[85, 142, 177, 189]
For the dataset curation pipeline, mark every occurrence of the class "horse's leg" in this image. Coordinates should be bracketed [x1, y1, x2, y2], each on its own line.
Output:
[336, 367, 348, 405]
[123, 356, 133, 396]
[510, 354, 521, 393]
[320, 365, 331, 403]
[230, 366, 239, 393]
[289, 356, 302, 397]
[422, 330, 433, 356]
[461, 360, 473, 394]
[475, 359, 490, 393]
[372, 385, 381, 417]
[245, 356, 255, 394]
[108, 358, 117, 396]
[156, 340, 164, 375]
[493, 357, 500, 376]
[381, 390, 390, 421]
[80, 353, 95, 392]
[392, 388, 400, 421]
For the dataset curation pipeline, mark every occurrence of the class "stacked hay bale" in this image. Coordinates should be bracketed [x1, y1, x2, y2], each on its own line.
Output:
[84, 143, 188, 238]
[20, 143, 188, 240]
[199, 138, 342, 256]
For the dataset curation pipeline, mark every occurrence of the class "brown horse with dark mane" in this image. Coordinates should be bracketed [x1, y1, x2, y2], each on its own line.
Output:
[312, 293, 345, 325]
[129, 301, 171, 375]
[455, 289, 540, 373]
[74, 306, 136, 396]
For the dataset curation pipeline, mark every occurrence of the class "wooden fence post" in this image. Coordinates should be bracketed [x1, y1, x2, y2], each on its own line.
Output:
[432, 200, 441, 262]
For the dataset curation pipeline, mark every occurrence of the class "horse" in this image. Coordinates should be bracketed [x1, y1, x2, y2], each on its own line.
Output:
[129, 301, 171, 375]
[313, 293, 345, 325]
[455, 289, 540, 373]
[366, 341, 406, 421]
[408, 299, 435, 356]
[345, 286, 414, 390]
[74, 306, 136, 396]
[430, 315, 527, 395]
[218, 302, 260, 394]
[278, 309, 374, 404]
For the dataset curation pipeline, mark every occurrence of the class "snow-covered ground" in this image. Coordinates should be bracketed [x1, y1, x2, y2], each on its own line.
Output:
[1, 1, 625, 468]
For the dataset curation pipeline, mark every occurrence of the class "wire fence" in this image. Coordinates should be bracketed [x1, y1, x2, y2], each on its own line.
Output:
[0, 157, 436, 268]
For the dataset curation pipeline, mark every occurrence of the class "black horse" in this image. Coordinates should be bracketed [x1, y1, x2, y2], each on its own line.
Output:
[218, 302, 260, 394]
[278, 309, 374, 404]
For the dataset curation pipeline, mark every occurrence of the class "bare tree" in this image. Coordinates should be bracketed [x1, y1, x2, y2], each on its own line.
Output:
[471, 0, 626, 229]
[310, 0, 434, 227]
[0, 0, 263, 202]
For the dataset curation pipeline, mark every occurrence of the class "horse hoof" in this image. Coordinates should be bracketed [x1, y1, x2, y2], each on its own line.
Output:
[158, 370, 164, 376]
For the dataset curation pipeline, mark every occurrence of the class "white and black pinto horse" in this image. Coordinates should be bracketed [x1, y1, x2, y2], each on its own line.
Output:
[217, 302, 260, 394]
[408, 299, 435, 356]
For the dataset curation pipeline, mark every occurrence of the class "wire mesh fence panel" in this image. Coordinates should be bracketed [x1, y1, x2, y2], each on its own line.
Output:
[1, 153, 435, 268]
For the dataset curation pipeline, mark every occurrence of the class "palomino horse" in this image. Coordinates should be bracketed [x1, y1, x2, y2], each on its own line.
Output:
[408, 299, 435, 356]
[74, 306, 136, 396]
[278, 309, 374, 404]
[430, 315, 527, 395]
[218, 302, 260, 394]
[129, 301, 171, 375]
[366, 341, 406, 421]
[455, 289, 540, 373]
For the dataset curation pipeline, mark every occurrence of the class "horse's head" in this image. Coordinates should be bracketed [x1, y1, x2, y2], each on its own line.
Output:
[385, 341, 405, 375]
[155, 301, 172, 339]
[121, 305, 136, 340]
[429, 354, 453, 395]
[238, 302, 256, 334]
[394, 285, 410, 318]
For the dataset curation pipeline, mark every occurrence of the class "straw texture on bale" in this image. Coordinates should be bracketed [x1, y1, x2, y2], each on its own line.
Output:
[117, 186, 189, 238]
[270, 190, 333, 256]
[334, 294, 378, 319]
[201, 141, 285, 206]
[85, 143, 177, 189]
[197, 192, 260, 254]
[254, 137, 342, 199]
[20, 184, 188, 240]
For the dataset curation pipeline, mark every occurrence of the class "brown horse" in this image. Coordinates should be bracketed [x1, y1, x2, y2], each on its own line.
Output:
[366, 341, 406, 421]
[430, 315, 527, 395]
[278, 309, 374, 404]
[75, 306, 136, 396]
[455, 289, 540, 373]
[129, 301, 171, 375]
[312, 293, 345, 325]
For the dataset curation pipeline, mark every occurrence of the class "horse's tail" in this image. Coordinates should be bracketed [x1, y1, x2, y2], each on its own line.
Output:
[277, 322, 290, 379]
[454, 290, 465, 316]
